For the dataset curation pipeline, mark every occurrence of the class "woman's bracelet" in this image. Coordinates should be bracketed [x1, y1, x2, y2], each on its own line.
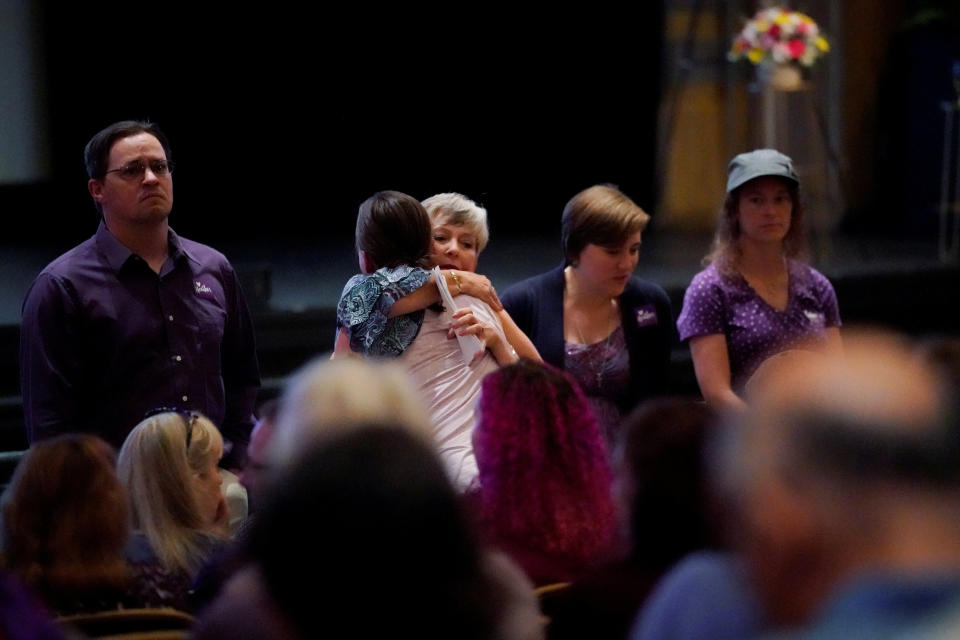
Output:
[450, 270, 462, 295]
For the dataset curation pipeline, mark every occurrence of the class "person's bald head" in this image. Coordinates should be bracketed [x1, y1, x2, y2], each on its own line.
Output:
[719, 332, 960, 626]
[740, 333, 957, 491]
[751, 334, 941, 428]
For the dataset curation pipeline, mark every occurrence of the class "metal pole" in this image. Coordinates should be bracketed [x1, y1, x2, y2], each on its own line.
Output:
[763, 84, 776, 147]
[938, 102, 954, 262]
[951, 104, 960, 262]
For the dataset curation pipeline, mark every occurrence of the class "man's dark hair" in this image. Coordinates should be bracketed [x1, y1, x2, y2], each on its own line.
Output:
[83, 120, 172, 180]
[784, 402, 960, 488]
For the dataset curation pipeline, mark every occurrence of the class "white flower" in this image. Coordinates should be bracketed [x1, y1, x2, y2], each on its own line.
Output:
[772, 43, 791, 63]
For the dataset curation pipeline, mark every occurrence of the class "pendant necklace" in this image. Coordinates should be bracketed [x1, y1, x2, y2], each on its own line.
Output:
[573, 298, 617, 388]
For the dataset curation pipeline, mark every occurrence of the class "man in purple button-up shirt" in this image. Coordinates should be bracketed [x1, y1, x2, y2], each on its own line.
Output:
[19, 121, 260, 467]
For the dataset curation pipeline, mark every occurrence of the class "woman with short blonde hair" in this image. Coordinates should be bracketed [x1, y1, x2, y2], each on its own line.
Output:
[422, 192, 490, 255]
[421, 191, 539, 363]
[118, 411, 228, 578]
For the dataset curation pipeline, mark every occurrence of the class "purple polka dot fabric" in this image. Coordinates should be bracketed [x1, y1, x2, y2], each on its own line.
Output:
[677, 261, 841, 390]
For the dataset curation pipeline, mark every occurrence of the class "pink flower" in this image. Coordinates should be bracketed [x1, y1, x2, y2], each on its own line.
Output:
[788, 39, 806, 59]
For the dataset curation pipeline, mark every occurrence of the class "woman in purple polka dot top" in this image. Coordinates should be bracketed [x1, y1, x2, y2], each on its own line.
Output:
[676, 149, 842, 411]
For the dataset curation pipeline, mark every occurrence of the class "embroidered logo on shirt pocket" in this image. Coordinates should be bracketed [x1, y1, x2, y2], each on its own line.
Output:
[634, 304, 659, 328]
[194, 280, 215, 298]
[803, 310, 826, 328]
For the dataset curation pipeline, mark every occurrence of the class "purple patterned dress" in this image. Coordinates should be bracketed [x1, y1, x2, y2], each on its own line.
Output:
[565, 325, 631, 445]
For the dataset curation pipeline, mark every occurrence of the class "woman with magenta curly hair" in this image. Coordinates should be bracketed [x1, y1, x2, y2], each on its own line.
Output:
[469, 359, 620, 586]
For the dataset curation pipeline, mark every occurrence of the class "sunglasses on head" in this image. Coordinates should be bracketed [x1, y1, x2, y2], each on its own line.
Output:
[144, 406, 198, 450]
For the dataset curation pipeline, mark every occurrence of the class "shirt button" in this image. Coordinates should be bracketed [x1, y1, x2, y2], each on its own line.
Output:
[175, 355, 182, 362]
[182, 395, 189, 402]
[168, 315, 174, 321]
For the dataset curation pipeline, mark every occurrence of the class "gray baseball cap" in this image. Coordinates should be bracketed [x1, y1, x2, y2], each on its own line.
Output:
[726, 149, 799, 193]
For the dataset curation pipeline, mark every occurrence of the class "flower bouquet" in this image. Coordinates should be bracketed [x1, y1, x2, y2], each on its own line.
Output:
[729, 7, 830, 67]
[729, 7, 829, 90]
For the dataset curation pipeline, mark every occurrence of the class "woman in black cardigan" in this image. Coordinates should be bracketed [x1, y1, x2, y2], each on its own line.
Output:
[501, 185, 675, 445]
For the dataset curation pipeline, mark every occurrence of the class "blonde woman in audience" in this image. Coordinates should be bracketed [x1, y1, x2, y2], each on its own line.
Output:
[117, 410, 230, 610]
[270, 356, 434, 465]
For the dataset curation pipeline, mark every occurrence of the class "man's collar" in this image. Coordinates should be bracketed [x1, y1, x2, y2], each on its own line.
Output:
[95, 221, 196, 272]
[95, 221, 135, 273]
[167, 227, 198, 265]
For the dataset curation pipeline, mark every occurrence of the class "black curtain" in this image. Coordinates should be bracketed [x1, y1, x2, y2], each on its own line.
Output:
[22, 4, 664, 246]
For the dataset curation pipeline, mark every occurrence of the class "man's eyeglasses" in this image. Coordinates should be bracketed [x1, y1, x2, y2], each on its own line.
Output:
[105, 160, 174, 181]
[144, 406, 197, 450]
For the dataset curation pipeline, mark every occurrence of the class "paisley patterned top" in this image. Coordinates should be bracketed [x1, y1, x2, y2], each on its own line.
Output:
[336, 265, 431, 357]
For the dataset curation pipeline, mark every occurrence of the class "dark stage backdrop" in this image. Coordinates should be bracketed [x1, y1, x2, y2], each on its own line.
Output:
[7, 4, 663, 249]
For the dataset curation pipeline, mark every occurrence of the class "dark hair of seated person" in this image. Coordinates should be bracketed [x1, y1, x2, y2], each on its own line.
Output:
[620, 397, 723, 569]
[244, 423, 505, 639]
[1, 434, 131, 614]
[541, 398, 722, 640]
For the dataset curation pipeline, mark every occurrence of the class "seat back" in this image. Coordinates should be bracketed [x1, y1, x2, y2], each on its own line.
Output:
[57, 607, 194, 640]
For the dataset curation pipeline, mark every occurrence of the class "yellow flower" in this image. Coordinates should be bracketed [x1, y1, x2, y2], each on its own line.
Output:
[747, 48, 765, 64]
[774, 13, 790, 26]
[815, 36, 830, 52]
[755, 18, 771, 32]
